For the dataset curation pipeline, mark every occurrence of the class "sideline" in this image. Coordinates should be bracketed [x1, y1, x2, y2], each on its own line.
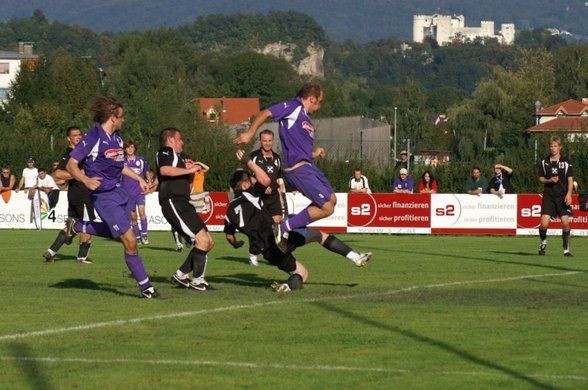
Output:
[0, 270, 581, 342]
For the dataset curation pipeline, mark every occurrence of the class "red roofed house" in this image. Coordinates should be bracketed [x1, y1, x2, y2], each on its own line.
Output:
[527, 98, 588, 139]
[198, 98, 260, 126]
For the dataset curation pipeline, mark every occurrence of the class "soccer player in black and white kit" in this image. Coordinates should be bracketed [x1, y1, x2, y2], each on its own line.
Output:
[225, 150, 371, 292]
[246, 129, 286, 266]
[538, 136, 574, 257]
[156, 128, 215, 291]
[42, 126, 95, 264]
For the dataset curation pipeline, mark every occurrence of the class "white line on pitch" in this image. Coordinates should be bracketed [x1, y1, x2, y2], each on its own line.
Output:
[0, 271, 582, 343]
[0, 356, 586, 382]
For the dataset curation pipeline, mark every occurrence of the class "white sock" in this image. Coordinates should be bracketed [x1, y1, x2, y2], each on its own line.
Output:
[346, 251, 360, 262]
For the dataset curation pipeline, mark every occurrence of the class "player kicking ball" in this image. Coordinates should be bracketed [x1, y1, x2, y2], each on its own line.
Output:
[224, 150, 372, 292]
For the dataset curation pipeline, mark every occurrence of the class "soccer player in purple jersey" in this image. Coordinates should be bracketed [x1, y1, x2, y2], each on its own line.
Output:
[123, 140, 156, 245]
[234, 82, 334, 252]
[65, 96, 159, 299]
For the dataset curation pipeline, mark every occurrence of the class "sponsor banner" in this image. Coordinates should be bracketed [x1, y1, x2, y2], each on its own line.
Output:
[284, 192, 348, 231]
[347, 227, 431, 234]
[0, 191, 69, 229]
[516, 194, 588, 235]
[347, 193, 430, 229]
[430, 194, 517, 234]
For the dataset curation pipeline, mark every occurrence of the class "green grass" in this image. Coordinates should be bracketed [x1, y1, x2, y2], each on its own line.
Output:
[1, 231, 587, 389]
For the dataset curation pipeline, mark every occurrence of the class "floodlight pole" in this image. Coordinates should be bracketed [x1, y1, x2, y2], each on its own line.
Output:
[393, 106, 397, 161]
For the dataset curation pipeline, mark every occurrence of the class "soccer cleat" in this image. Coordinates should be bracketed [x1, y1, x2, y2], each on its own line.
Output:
[76, 257, 93, 264]
[188, 279, 215, 291]
[176, 242, 184, 252]
[141, 236, 149, 245]
[564, 251, 573, 257]
[171, 272, 190, 288]
[538, 243, 546, 256]
[140, 286, 160, 299]
[271, 281, 291, 293]
[355, 252, 373, 267]
[272, 223, 289, 253]
[249, 254, 259, 267]
[64, 217, 78, 245]
[42, 250, 55, 263]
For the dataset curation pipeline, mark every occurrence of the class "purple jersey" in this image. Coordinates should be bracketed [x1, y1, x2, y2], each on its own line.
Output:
[123, 155, 149, 197]
[268, 97, 315, 168]
[70, 123, 125, 192]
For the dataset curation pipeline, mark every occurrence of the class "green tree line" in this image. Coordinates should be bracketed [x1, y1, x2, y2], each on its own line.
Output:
[2, 10, 588, 193]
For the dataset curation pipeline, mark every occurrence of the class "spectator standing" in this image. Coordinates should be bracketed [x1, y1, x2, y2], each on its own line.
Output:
[392, 168, 414, 194]
[16, 158, 38, 194]
[464, 167, 488, 195]
[1, 166, 16, 203]
[489, 163, 515, 197]
[349, 168, 371, 194]
[418, 170, 438, 194]
[538, 136, 574, 257]
[43, 126, 96, 264]
[35, 167, 61, 209]
[394, 150, 409, 170]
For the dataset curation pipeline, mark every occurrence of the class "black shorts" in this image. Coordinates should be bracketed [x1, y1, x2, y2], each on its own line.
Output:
[261, 191, 283, 218]
[161, 197, 207, 244]
[541, 194, 573, 218]
[68, 201, 96, 220]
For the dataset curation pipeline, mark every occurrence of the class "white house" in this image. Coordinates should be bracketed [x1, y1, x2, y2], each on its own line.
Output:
[0, 42, 38, 103]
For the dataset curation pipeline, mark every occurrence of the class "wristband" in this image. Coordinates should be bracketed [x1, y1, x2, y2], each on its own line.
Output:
[240, 154, 251, 165]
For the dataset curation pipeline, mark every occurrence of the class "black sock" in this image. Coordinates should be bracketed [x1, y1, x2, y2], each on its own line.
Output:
[191, 248, 208, 279]
[286, 273, 303, 290]
[179, 249, 195, 274]
[77, 241, 92, 259]
[539, 228, 547, 242]
[323, 235, 352, 257]
[49, 231, 68, 253]
[562, 230, 570, 250]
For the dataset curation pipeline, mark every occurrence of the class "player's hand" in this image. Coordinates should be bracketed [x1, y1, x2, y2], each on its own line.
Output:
[236, 149, 251, 164]
[233, 132, 252, 145]
[138, 178, 149, 193]
[84, 176, 102, 191]
[551, 176, 560, 183]
[565, 194, 572, 206]
[265, 187, 272, 194]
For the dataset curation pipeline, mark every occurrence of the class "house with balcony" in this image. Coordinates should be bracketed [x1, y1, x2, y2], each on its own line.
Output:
[0, 42, 38, 103]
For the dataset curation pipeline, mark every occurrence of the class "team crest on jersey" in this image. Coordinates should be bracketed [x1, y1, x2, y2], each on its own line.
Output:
[105, 148, 124, 161]
[302, 121, 314, 136]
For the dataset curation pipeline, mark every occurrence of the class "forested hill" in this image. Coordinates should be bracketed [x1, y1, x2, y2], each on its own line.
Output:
[2, 0, 588, 43]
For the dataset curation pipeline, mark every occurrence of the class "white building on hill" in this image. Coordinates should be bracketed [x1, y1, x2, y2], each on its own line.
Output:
[413, 14, 515, 46]
[0, 42, 38, 103]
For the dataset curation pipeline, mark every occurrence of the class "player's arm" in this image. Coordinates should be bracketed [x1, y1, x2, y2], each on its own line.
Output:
[312, 147, 326, 159]
[159, 164, 199, 177]
[195, 162, 210, 173]
[233, 109, 272, 145]
[565, 176, 574, 205]
[236, 149, 270, 187]
[66, 157, 102, 191]
[122, 166, 149, 192]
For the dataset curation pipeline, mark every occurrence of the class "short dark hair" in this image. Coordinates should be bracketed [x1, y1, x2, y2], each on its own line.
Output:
[66, 126, 81, 136]
[297, 82, 322, 99]
[159, 128, 179, 146]
[259, 129, 274, 139]
[123, 140, 136, 150]
[38, 167, 46, 173]
[229, 169, 249, 191]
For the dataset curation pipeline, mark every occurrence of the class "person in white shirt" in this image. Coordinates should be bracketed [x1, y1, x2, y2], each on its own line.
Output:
[35, 167, 61, 209]
[16, 157, 38, 194]
[349, 168, 371, 194]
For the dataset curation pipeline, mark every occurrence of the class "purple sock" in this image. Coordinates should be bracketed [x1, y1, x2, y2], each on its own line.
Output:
[75, 221, 112, 238]
[281, 208, 312, 232]
[124, 253, 150, 289]
[132, 224, 140, 239]
[140, 218, 148, 237]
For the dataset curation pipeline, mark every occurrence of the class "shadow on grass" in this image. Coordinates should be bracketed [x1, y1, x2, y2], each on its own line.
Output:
[393, 248, 587, 273]
[50, 278, 135, 298]
[6, 342, 54, 390]
[216, 255, 255, 266]
[312, 301, 559, 390]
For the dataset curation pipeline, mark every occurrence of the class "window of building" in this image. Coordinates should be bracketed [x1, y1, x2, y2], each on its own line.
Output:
[0, 88, 9, 100]
[0, 63, 9, 74]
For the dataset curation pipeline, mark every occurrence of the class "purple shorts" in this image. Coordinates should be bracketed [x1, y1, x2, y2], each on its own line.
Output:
[91, 186, 133, 238]
[129, 193, 146, 209]
[283, 163, 334, 207]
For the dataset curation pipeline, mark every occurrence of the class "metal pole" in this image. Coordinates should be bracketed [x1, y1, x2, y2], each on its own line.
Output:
[360, 130, 363, 168]
[393, 107, 397, 161]
[407, 138, 411, 171]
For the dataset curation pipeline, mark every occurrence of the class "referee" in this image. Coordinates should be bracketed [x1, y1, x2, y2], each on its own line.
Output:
[538, 136, 574, 257]
[156, 127, 215, 291]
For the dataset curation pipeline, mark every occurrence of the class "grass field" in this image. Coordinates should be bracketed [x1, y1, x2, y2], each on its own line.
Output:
[1, 230, 587, 389]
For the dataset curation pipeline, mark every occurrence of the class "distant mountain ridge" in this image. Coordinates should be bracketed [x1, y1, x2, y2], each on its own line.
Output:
[2, 0, 588, 43]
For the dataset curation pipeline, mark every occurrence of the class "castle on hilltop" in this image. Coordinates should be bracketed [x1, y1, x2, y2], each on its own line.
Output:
[413, 14, 515, 46]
